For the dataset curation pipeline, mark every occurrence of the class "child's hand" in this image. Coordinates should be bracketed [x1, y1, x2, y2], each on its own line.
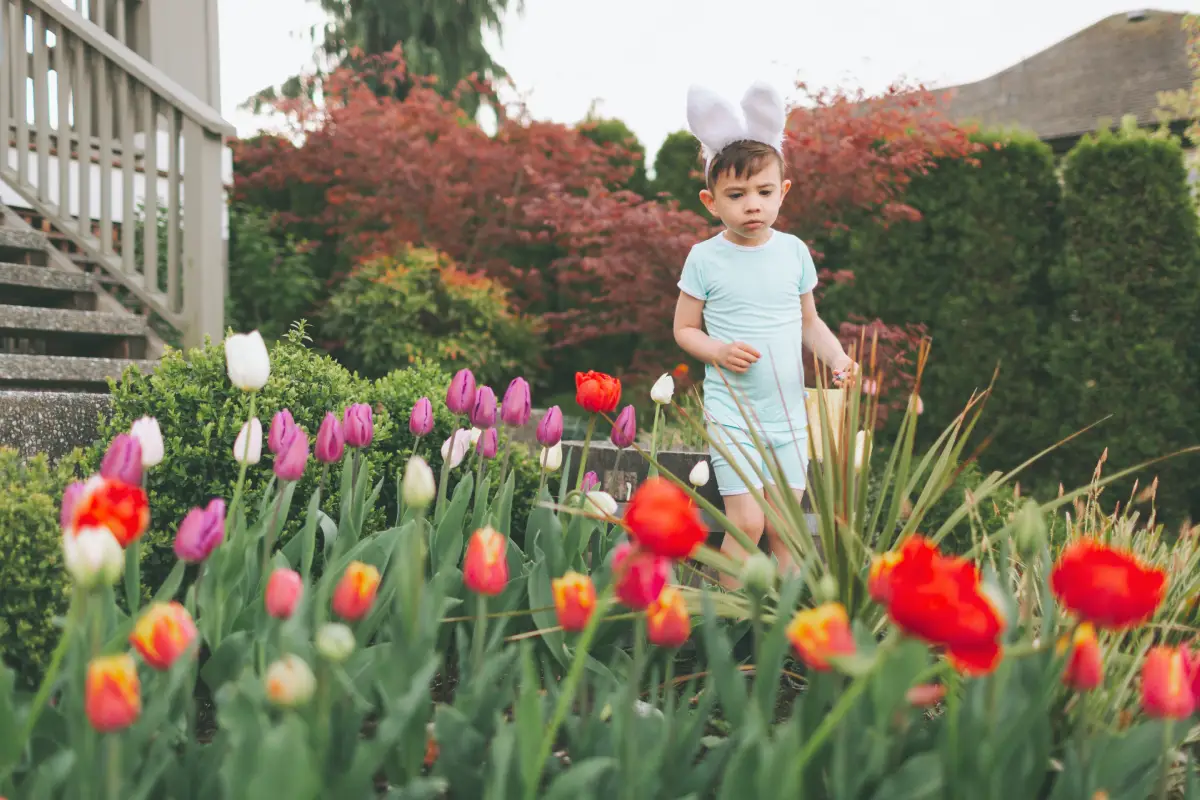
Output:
[832, 358, 859, 388]
[716, 341, 761, 373]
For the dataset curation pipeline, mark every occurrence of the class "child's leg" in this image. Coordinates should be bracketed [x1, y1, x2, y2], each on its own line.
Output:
[708, 425, 766, 589]
[762, 432, 812, 576]
[764, 487, 806, 576]
[718, 493, 766, 589]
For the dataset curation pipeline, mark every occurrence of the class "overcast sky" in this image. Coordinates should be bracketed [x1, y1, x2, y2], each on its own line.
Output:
[219, 1, 1200, 165]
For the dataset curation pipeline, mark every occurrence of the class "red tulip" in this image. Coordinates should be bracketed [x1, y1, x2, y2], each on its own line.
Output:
[463, 527, 509, 596]
[623, 477, 706, 560]
[552, 571, 595, 632]
[1051, 539, 1167, 629]
[332, 561, 381, 621]
[265, 568, 303, 619]
[646, 585, 690, 647]
[1141, 646, 1195, 719]
[787, 603, 856, 671]
[611, 541, 669, 610]
[575, 371, 621, 414]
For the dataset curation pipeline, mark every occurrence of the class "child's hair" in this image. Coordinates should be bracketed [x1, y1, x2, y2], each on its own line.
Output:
[705, 140, 786, 190]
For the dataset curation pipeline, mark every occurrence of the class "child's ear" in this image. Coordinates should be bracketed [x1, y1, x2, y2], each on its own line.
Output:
[780, 178, 792, 200]
[699, 188, 716, 216]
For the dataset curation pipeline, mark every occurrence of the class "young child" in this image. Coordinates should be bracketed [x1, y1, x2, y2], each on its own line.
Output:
[672, 82, 856, 587]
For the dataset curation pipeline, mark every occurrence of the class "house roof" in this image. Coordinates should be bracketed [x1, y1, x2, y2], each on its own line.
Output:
[942, 9, 1194, 142]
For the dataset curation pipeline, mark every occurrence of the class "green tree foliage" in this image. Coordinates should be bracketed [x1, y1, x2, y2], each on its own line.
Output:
[651, 129, 706, 216]
[576, 114, 649, 197]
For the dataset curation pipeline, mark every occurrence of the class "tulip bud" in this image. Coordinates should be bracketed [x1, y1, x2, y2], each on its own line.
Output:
[689, 460, 710, 487]
[740, 552, 776, 598]
[446, 369, 477, 415]
[852, 430, 869, 471]
[273, 426, 309, 482]
[265, 655, 316, 708]
[646, 585, 690, 648]
[130, 601, 198, 670]
[332, 561, 381, 621]
[540, 442, 563, 472]
[61, 481, 85, 532]
[441, 429, 470, 469]
[1141, 646, 1195, 719]
[173, 498, 226, 563]
[268, 409, 296, 455]
[816, 573, 839, 604]
[786, 603, 856, 671]
[234, 418, 263, 465]
[501, 377, 532, 427]
[401, 456, 436, 508]
[265, 568, 303, 619]
[315, 622, 356, 663]
[315, 412, 345, 464]
[63, 526, 124, 588]
[1058, 622, 1103, 692]
[610, 405, 637, 448]
[100, 433, 143, 486]
[469, 427, 483, 445]
[224, 331, 271, 391]
[476, 427, 499, 459]
[86, 654, 141, 732]
[584, 491, 618, 518]
[650, 373, 674, 405]
[463, 526, 509, 596]
[471, 386, 497, 429]
[1015, 499, 1047, 557]
[409, 397, 434, 436]
[129, 416, 164, 468]
[612, 541, 670, 610]
[343, 403, 374, 448]
[552, 571, 596, 632]
[581, 471, 600, 493]
[536, 406, 563, 447]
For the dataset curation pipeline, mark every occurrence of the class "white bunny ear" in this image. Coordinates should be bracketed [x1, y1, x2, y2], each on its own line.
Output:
[687, 84, 747, 163]
[740, 81, 786, 153]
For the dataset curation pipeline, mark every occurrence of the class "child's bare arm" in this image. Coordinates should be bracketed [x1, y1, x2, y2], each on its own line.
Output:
[800, 292, 855, 378]
[674, 292, 760, 374]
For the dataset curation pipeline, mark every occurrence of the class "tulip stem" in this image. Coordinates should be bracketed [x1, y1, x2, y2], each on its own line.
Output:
[574, 416, 598, 495]
[14, 587, 81, 758]
[123, 539, 141, 615]
[623, 615, 646, 800]
[497, 438, 513, 503]
[473, 594, 487, 680]
[226, 394, 258, 534]
[261, 487, 286, 592]
[434, 448, 453, 525]
[1159, 721, 1175, 800]
[649, 405, 662, 480]
[106, 736, 121, 800]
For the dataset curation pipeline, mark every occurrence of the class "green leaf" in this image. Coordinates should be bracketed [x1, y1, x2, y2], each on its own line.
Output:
[200, 630, 253, 692]
[540, 757, 616, 800]
[243, 715, 320, 798]
[868, 752, 943, 800]
[384, 777, 450, 799]
[433, 475, 473, 571]
[527, 558, 567, 667]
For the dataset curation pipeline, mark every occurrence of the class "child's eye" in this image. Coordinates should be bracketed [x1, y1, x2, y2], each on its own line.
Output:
[728, 193, 743, 200]
[760, 189, 773, 196]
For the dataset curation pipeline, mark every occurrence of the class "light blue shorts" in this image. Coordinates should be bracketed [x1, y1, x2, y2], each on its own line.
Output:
[708, 425, 810, 496]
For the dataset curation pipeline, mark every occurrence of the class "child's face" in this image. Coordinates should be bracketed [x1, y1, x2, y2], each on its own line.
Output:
[699, 161, 791, 244]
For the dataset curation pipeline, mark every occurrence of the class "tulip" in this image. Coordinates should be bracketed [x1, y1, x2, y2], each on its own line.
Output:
[85, 653, 141, 732]
[611, 405, 636, 448]
[575, 370, 621, 413]
[471, 386, 497, 429]
[1051, 539, 1167, 629]
[63, 526, 124, 588]
[853, 430, 869, 471]
[268, 409, 296, 455]
[446, 368, 477, 415]
[1141, 646, 1195, 719]
[60, 481, 85, 531]
[224, 331, 270, 391]
[463, 526, 509, 596]
[401, 456, 436, 508]
[273, 426, 309, 482]
[469, 427, 483, 445]
[129, 416, 164, 468]
[612, 541, 670, 610]
[234, 417, 263, 465]
[1059, 622, 1103, 692]
[689, 460, 710, 487]
[540, 442, 563, 472]
[265, 568, 303, 619]
[739, 552, 776, 598]
[130, 601, 198, 670]
[650, 373, 674, 405]
[623, 477, 707, 560]
[315, 412, 345, 464]
[68, 476, 150, 547]
[581, 471, 600, 493]
[537, 406, 563, 447]
[476, 427, 499, 459]
[552, 571, 595, 632]
[100, 433, 143, 486]
[173, 498, 226, 563]
[647, 585, 691, 648]
[409, 397, 434, 436]
[584, 490, 618, 517]
[332, 561, 381, 621]
[265, 655, 316, 708]
[441, 429, 471, 469]
[501, 377, 531, 427]
[787, 603, 856, 671]
[315, 622, 356, 663]
[343, 403, 374, 448]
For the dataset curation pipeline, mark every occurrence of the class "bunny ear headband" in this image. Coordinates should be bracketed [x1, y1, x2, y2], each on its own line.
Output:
[686, 81, 787, 176]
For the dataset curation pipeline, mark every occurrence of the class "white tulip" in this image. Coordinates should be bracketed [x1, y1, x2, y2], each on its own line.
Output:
[234, 417, 263, 465]
[469, 427, 483, 445]
[853, 430, 869, 471]
[650, 373, 675, 405]
[440, 429, 470, 469]
[539, 442, 563, 472]
[224, 331, 271, 391]
[688, 460, 710, 487]
[401, 456, 436, 508]
[62, 526, 124, 588]
[129, 416, 164, 467]
[314, 623, 356, 663]
[584, 490, 618, 517]
[264, 655, 316, 707]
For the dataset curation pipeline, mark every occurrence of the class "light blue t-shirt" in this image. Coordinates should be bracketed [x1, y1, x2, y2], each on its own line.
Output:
[678, 229, 818, 434]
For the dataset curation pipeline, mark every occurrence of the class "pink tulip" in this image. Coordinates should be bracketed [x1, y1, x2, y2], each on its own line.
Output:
[612, 542, 670, 610]
[273, 426, 309, 482]
[501, 378, 531, 427]
[477, 427, 499, 459]
[581, 471, 600, 493]
[61, 481, 85, 531]
[100, 433, 143, 486]
[611, 405, 636, 448]
[471, 386, 497, 429]
[268, 410, 296, 455]
[342, 404, 373, 448]
[173, 498, 226, 563]
[446, 369, 477, 416]
[315, 412, 345, 464]
[265, 568, 303, 619]
[409, 397, 434, 436]
[537, 406, 563, 447]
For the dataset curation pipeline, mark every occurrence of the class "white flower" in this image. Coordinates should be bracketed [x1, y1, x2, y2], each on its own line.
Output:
[234, 418, 263, 465]
[314, 623, 356, 663]
[853, 430, 869, 471]
[539, 442, 562, 472]
[224, 331, 271, 391]
[401, 456, 436, 508]
[650, 373, 675, 405]
[129, 416, 163, 467]
[264, 655, 316, 707]
[440, 429, 470, 469]
[688, 460, 710, 487]
[469, 427, 483, 446]
[62, 526, 124, 588]
[584, 490, 618, 517]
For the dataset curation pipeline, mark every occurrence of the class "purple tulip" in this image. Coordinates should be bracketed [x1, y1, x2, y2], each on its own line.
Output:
[274, 426, 310, 482]
[100, 433, 143, 486]
[173, 498, 227, 563]
[471, 386, 497, 429]
[268, 409, 296, 455]
[501, 377, 531, 427]
[315, 412, 345, 464]
[61, 480, 85, 531]
[611, 405, 637, 448]
[537, 406, 563, 447]
[409, 397, 434, 436]
[446, 369, 477, 416]
[581, 471, 600, 493]
[476, 427, 499, 459]
[343, 403, 374, 448]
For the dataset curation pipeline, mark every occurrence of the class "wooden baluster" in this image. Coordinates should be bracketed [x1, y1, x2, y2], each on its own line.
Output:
[13, 2, 28, 186]
[32, 6, 49, 202]
[74, 38, 91, 239]
[120, 73, 134, 280]
[97, 55, 111, 255]
[53, 20, 71, 221]
[142, 89, 158, 292]
[165, 107, 180, 311]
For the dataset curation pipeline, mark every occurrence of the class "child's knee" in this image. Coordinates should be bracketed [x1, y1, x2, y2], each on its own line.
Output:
[722, 495, 766, 540]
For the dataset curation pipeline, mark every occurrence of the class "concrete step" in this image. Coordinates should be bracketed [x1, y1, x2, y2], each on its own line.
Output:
[0, 228, 50, 265]
[0, 263, 97, 310]
[0, 353, 155, 391]
[0, 389, 111, 460]
[0, 304, 148, 359]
